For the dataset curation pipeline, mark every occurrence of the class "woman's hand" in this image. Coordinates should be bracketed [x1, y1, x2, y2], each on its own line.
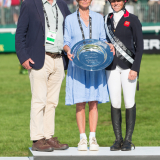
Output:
[63, 45, 74, 61]
[128, 70, 137, 80]
[67, 50, 74, 61]
[106, 42, 115, 56]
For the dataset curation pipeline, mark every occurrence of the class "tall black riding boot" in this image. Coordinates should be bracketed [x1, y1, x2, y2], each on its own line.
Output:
[121, 104, 136, 151]
[110, 106, 123, 151]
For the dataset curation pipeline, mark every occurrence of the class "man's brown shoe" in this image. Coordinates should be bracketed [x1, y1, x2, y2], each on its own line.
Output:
[32, 138, 54, 152]
[47, 137, 69, 150]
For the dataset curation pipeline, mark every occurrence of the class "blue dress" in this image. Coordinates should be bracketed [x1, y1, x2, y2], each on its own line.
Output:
[64, 10, 110, 105]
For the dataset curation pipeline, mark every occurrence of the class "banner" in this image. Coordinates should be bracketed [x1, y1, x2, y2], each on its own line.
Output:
[0, 33, 15, 52]
[143, 34, 160, 54]
[0, 32, 160, 54]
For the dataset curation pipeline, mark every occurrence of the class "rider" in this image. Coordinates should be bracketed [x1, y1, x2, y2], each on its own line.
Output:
[104, 0, 143, 151]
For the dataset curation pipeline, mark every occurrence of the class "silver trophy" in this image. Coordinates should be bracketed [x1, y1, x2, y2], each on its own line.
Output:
[71, 39, 113, 71]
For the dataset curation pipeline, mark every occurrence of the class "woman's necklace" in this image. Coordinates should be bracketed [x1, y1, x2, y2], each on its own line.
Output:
[80, 16, 89, 22]
[80, 9, 89, 22]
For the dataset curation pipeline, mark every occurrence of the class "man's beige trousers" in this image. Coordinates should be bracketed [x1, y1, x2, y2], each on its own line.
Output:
[29, 54, 64, 141]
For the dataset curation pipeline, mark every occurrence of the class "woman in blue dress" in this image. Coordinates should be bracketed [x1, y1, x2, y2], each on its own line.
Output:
[63, 0, 114, 151]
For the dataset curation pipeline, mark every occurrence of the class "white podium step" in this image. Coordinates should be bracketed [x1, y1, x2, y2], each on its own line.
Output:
[0, 158, 28, 160]
[29, 147, 160, 160]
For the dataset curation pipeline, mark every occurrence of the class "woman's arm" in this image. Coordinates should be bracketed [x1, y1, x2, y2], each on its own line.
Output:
[106, 42, 115, 55]
[130, 16, 143, 73]
[63, 16, 73, 61]
[128, 16, 143, 80]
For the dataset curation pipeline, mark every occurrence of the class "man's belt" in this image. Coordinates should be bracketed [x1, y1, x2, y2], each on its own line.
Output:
[46, 52, 62, 58]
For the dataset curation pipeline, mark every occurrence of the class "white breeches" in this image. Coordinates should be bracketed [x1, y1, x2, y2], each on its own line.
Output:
[106, 66, 137, 109]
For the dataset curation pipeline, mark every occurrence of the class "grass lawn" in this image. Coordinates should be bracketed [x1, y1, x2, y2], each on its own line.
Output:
[0, 53, 160, 156]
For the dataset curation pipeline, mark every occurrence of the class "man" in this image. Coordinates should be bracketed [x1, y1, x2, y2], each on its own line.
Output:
[15, 0, 70, 152]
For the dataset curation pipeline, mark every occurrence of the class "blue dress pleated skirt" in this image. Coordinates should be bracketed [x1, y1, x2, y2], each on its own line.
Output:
[65, 61, 109, 105]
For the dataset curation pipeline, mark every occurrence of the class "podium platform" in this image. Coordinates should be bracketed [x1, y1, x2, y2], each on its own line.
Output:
[29, 147, 160, 160]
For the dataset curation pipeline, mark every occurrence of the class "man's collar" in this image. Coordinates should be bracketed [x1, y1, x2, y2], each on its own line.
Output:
[42, 0, 57, 6]
[42, 0, 47, 4]
[52, 0, 56, 6]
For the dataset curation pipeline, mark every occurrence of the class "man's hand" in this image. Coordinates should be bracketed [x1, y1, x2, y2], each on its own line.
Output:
[67, 50, 74, 61]
[22, 58, 34, 70]
[128, 70, 137, 80]
[106, 42, 115, 56]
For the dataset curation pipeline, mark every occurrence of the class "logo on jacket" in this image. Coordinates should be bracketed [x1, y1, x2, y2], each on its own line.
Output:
[124, 21, 130, 27]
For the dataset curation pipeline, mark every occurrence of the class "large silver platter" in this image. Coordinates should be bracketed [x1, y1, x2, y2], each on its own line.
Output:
[71, 39, 113, 71]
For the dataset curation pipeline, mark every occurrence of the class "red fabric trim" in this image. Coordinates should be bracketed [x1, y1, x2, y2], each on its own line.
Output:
[110, 14, 113, 19]
[124, 10, 129, 17]
[124, 21, 130, 27]
[11, 0, 20, 6]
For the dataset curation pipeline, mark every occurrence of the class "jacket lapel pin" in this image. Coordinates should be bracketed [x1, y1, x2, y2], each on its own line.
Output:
[124, 21, 130, 27]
